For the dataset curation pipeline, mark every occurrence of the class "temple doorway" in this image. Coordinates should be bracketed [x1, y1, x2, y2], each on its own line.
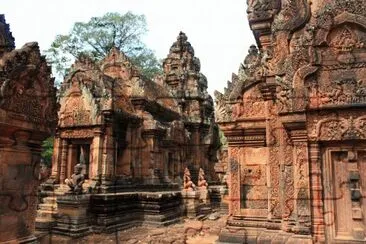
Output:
[323, 145, 366, 243]
[67, 139, 92, 180]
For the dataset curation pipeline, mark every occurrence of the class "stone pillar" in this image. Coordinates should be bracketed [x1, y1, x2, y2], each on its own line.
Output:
[59, 139, 69, 184]
[292, 140, 311, 235]
[309, 142, 325, 243]
[228, 147, 240, 216]
[129, 125, 140, 179]
[163, 151, 169, 182]
[91, 128, 103, 181]
[283, 123, 312, 236]
[50, 135, 62, 182]
[101, 126, 114, 184]
[118, 125, 132, 177]
[142, 132, 154, 179]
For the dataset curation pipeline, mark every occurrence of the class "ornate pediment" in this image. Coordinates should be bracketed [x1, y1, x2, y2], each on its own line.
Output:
[0, 42, 57, 127]
[59, 79, 96, 127]
[100, 47, 139, 81]
[59, 59, 117, 127]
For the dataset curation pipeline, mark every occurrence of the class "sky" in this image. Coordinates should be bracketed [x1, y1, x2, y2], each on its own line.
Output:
[2, 0, 255, 96]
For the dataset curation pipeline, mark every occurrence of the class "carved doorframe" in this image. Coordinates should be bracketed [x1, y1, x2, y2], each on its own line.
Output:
[322, 144, 366, 243]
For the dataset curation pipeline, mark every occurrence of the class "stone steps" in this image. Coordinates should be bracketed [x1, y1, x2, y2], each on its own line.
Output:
[38, 203, 57, 212]
[37, 210, 55, 218]
[42, 196, 57, 204]
[36, 187, 62, 231]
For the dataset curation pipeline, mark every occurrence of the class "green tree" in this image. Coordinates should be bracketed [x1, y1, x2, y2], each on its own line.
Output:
[41, 137, 54, 167]
[45, 12, 161, 83]
[218, 128, 227, 149]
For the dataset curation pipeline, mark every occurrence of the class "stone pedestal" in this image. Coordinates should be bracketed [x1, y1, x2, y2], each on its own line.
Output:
[182, 190, 200, 218]
[219, 185, 229, 214]
[198, 188, 212, 215]
[53, 194, 91, 237]
[199, 188, 210, 204]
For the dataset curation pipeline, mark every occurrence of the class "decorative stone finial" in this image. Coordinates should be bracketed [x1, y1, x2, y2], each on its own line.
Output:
[168, 31, 194, 55]
[0, 15, 15, 56]
[177, 31, 188, 42]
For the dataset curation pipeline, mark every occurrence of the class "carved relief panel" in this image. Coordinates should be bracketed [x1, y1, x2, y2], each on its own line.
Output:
[233, 86, 266, 119]
[59, 82, 94, 127]
[308, 22, 366, 110]
[321, 24, 366, 65]
[240, 147, 269, 215]
[308, 68, 366, 109]
[228, 147, 241, 216]
[309, 113, 366, 141]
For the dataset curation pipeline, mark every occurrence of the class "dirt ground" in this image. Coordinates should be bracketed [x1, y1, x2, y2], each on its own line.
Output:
[37, 216, 227, 244]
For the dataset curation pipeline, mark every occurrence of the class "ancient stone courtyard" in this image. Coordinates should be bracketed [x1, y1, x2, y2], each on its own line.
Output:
[36, 215, 227, 244]
[2, 0, 366, 243]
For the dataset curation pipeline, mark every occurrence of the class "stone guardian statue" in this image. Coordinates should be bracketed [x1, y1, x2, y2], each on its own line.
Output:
[65, 163, 85, 194]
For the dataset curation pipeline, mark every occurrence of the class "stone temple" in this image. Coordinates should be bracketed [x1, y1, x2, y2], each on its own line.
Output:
[215, 0, 366, 243]
[34, 31, 221, 235]
[2, 0, 366, 243]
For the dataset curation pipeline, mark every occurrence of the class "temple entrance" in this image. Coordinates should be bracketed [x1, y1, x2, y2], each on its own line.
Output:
[323, 146, 366, 243]
[66, 139, 92, 180]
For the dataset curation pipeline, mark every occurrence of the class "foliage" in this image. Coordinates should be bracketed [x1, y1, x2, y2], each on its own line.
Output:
[218, 128, 227, 149]
[41, 137, 54, 167]
[45, 12, 161, 84]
